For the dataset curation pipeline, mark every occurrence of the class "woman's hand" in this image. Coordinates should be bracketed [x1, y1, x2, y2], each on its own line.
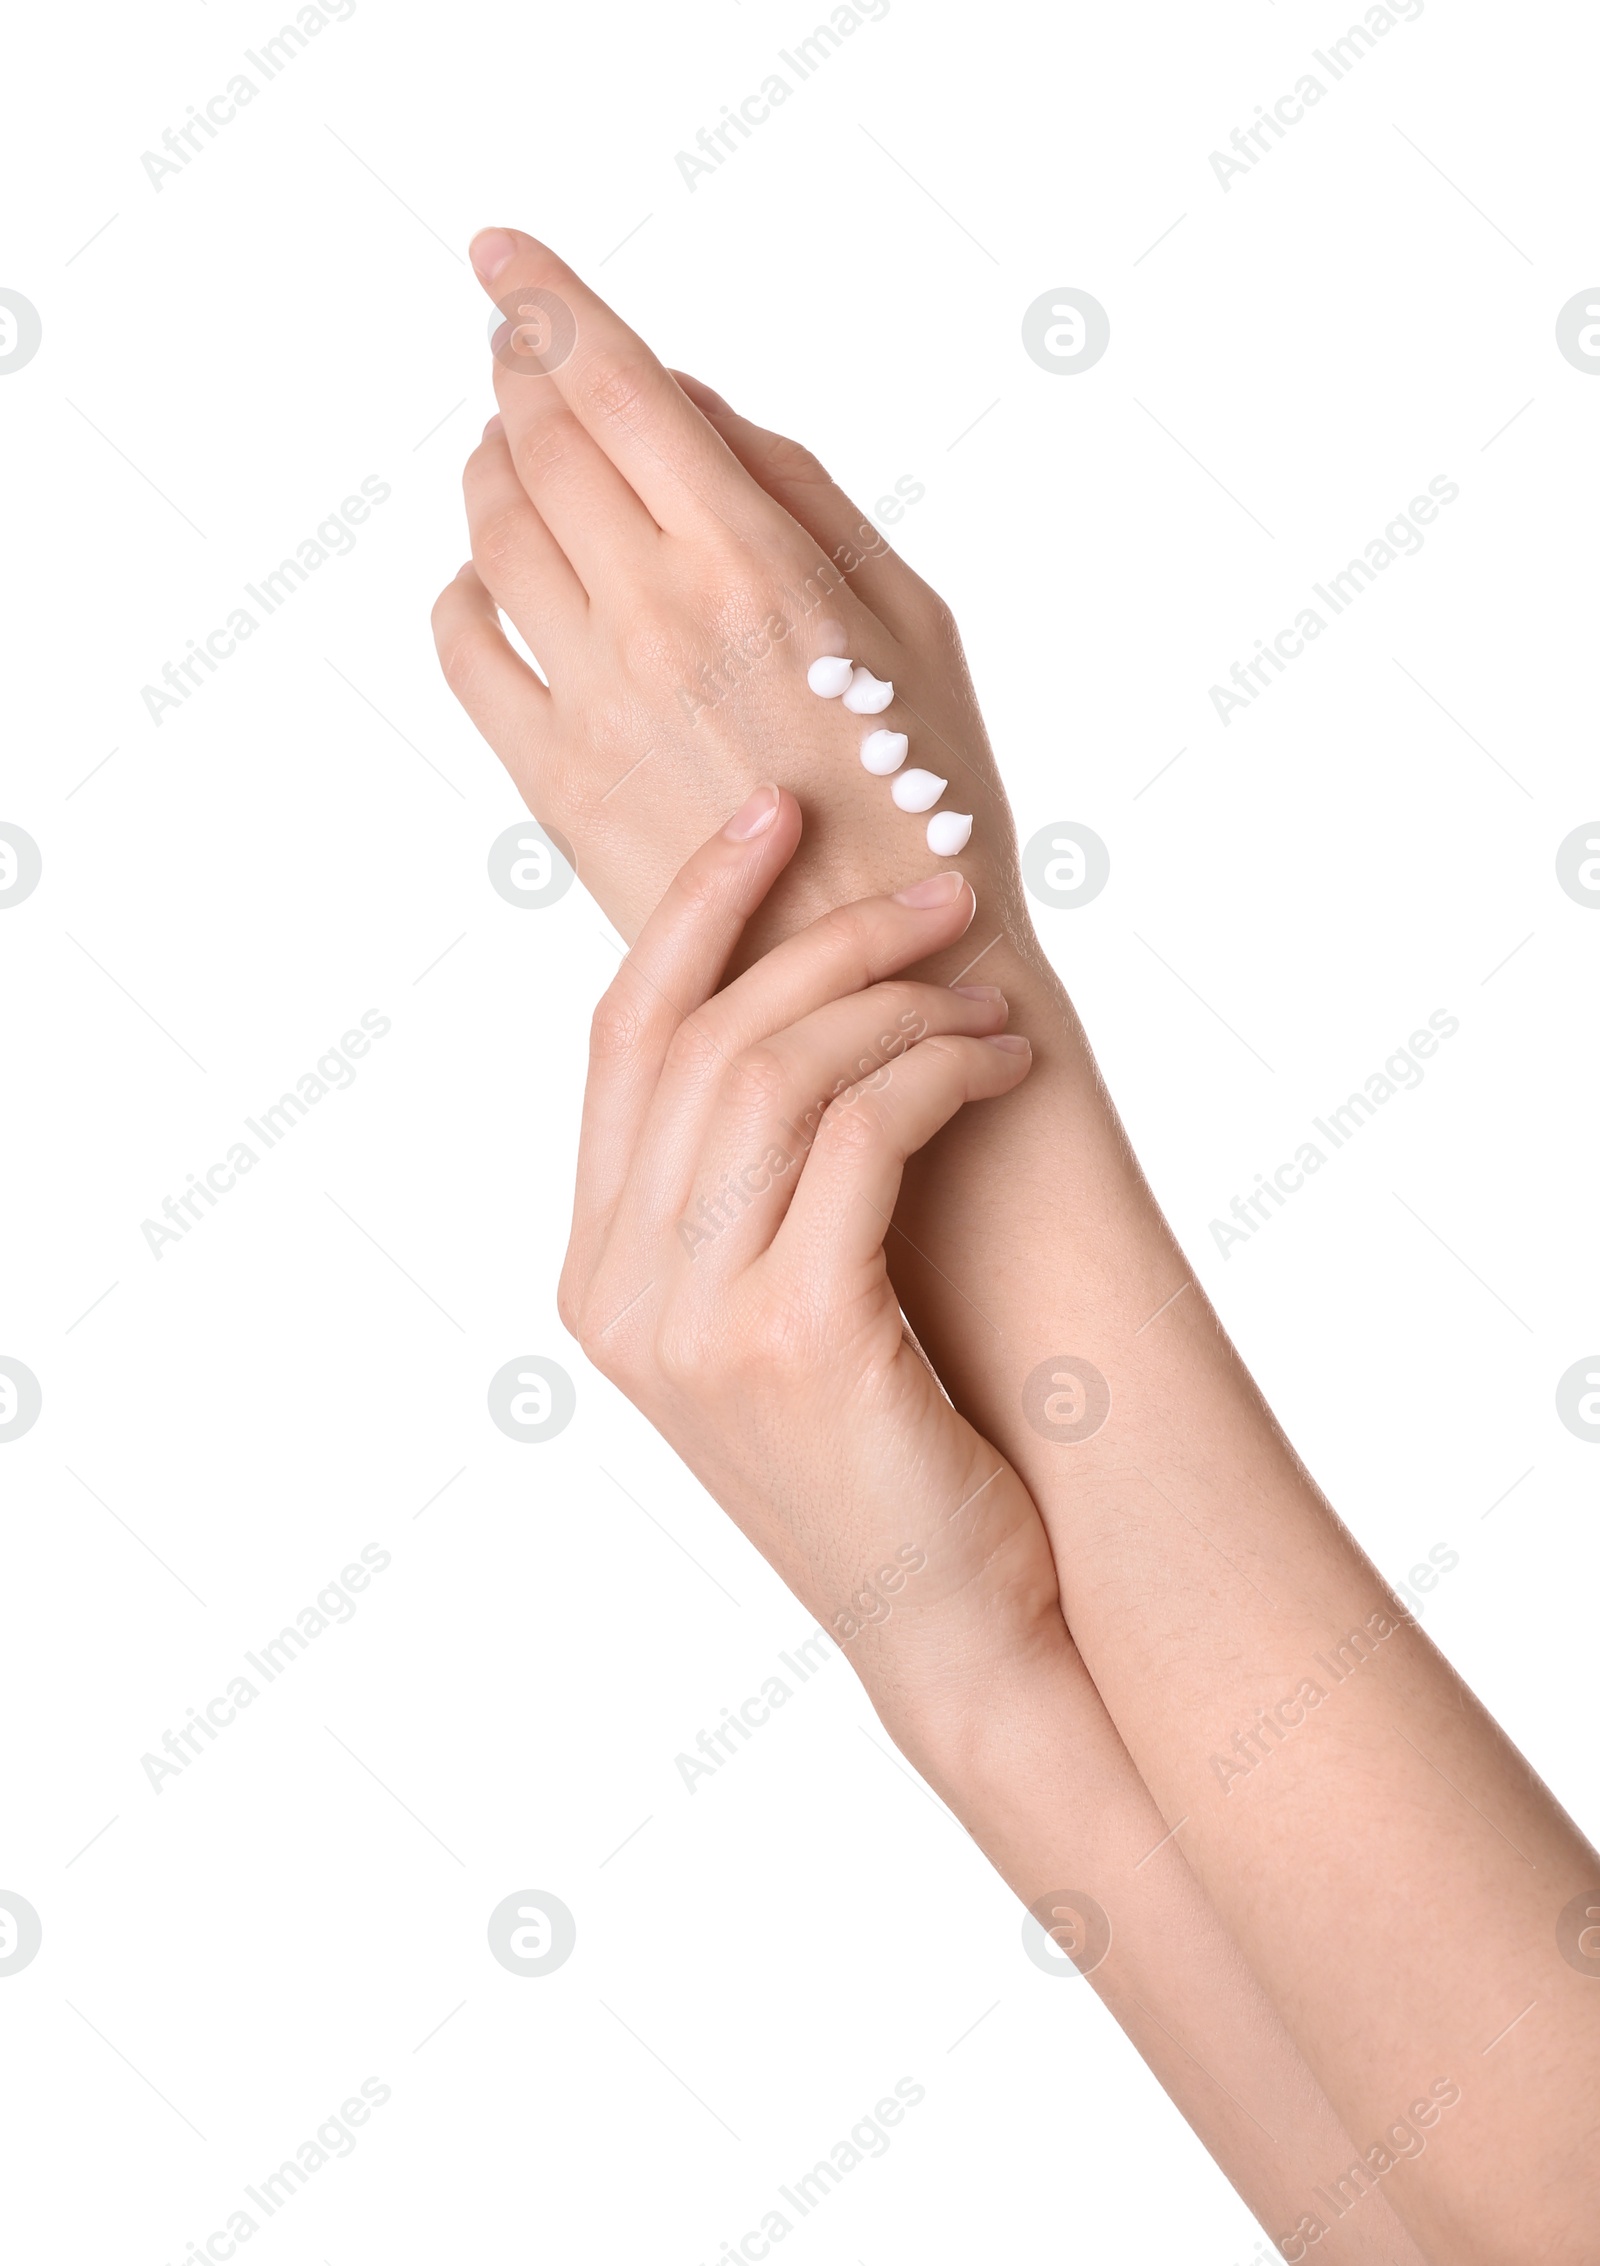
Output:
[559, 784, 1064, 1734]
[431, 230, 1028, 965]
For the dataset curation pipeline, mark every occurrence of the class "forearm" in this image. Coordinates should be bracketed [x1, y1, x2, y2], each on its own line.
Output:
[880, 932, 1600, 2261]
[881, 1634, 1429, 2266]
[572, 798, 1432, 2253]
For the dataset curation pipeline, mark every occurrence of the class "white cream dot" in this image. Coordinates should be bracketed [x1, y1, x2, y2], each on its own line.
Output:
[926, 811, 973, 856]
[841, 666, 893, 714]
[891, 768, 947, 813]
[860, 730, 908, 776]
[806, 655, 854, 697]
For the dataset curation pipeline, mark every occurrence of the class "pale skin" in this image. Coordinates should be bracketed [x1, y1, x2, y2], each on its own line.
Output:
[431, 228, 1600, 2263]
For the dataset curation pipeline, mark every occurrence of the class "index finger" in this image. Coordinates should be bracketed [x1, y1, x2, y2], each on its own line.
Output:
[470, 228, 778, 544]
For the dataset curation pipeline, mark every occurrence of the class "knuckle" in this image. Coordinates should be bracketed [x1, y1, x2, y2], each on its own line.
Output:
[663, 1009, 726, 1086]
[742, 1292, 820, 1380]
[816, 1092, 884, 1160]
[762, 428, 831, 488]
[588, 984, 652, 1066]
[471, 502, 531, 581]
[619, 602, 687, 679]
[726, 1043, 791, 1114]
[555, 1263, 586, 1343]
[513, 418, 579, 491]
[915, 583, 960, 647]
[429, 597, 472, 683]
[576, 350, 653, 428]
[653, 1309, 717, 1391]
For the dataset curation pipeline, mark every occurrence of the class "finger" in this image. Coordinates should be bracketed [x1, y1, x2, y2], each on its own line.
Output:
[671, 371, 942, 645]
[564, 786, 802, 1284]
[494, 385, 660, 590]
[462, 416, 586, 656]
[469, 229, 781, 544]
[673, 981, 1010, 1273]
[479, 296, 661, 584]
[657, 868, 977, 1115]
[430, 563, 553, 793]
[772, 1033, 1032, 1279]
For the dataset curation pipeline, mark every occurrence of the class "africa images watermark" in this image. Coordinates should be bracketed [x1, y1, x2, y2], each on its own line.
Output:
[674, 1627, 836, 1793]
[674, 0, 892, 192]
[140, 1009, 392, 1259]
[140, 0, 359, 191]
[1207, 1008, 1460, 1259]
[1208, 1595, 1425, 1796]
[692, 2075, 926, 2263]
[160, 2075, 392, 2263]
[139, 476, 392, 728]
[1208, 1, 1427, 193]
[1208, 476, 1460, 728]
[140, 1544, 392, 1793]
[1278, 2078, 1462, 2262]
[677, 1008, 929, 1257]
[672, 477, 925, 730]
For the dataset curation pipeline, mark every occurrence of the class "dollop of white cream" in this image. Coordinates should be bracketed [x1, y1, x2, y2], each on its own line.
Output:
[806, 655, 854, 698]
[860, 729, 908, 776]
[841, 666, 893, 714]
[891, 768, 947, 813]
[926, 810, 973, 855]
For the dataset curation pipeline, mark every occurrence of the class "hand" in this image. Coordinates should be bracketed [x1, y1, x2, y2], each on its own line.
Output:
[431, 229, 1027, 964]
[558, 784, 1064, 1732]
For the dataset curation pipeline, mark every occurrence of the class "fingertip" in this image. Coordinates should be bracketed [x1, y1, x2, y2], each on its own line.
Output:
[722, 784, 782, 841]
[981, 1031, 1033, 1089]
[469, 228, 519, 284]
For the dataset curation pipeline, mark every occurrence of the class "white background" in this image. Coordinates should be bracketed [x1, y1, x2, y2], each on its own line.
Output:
[2, 0, 1597, 2259]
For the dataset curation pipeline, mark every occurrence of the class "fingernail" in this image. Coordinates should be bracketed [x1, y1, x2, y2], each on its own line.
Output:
[724, 785, 781, 839]
[893, 870, 966, 908]
[483, 413, 504, 439]
[986, 1033, 1031, 1055]
[470, 228, 517, 283]
[953, 984, 1004, 1005]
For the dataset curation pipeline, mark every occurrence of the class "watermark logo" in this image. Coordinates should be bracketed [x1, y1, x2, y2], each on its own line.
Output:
[1021, 821, 1110, 909]
[1555, 1889, 1600, 1977]
[0, 823, 41, 907]
[488, 289, 576, 378]
[0, 290, 42, 375]
[1555, 822, 1600, 907]
[487, 820, 575, 908]
[1022, 1889, 1111, 1977]
[1555, 290, 1600, 374]
[487, 1890, 576, 1976]
[0, 1892, 42, 1976]
[1021, 288, 1110, 376]
[0, 1359, 42, 1443]
[1022, 1355, 1111, 1444]
[1555, 1357, 1600, 1443]
[487, 1357, 575, 1442]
